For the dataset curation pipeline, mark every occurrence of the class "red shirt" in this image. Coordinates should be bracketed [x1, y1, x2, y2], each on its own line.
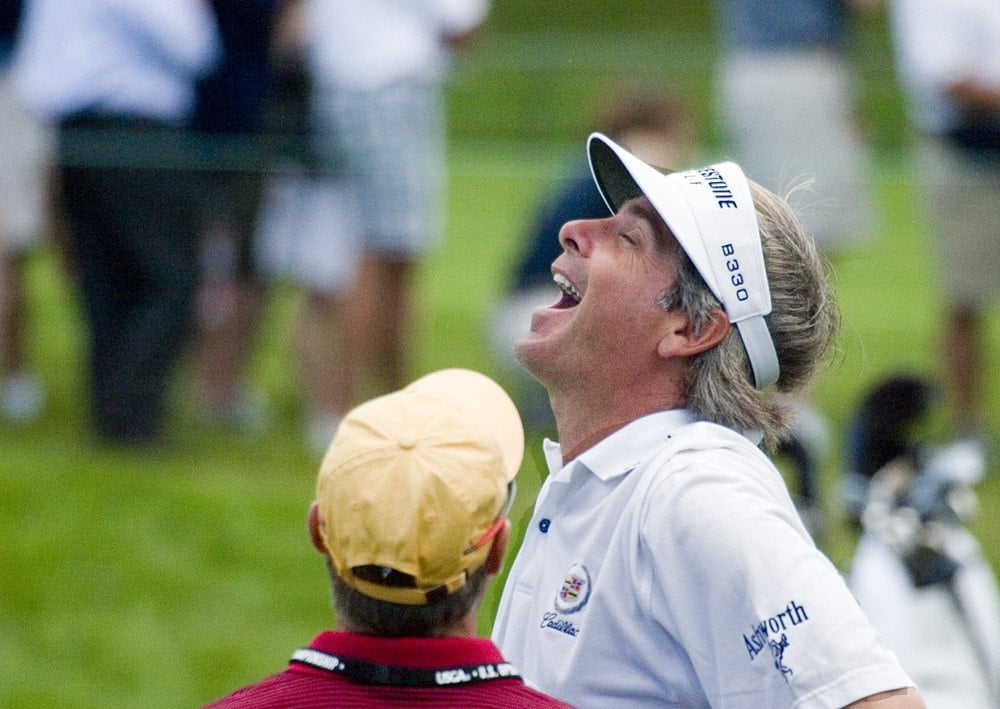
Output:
[203, 630, 574, 707]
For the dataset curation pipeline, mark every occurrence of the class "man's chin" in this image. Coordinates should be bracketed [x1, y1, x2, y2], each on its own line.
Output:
[513, 338, 533, 367]
[514, 336, 555, 382]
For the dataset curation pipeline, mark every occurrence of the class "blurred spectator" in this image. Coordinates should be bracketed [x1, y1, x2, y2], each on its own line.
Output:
[251, 2, 362, 454]
[188, 0, 290, 433]
[488, 87, 696, 429]
[886, 0, 1000, 464]
[301, 0, 490, 439]
[0, 0, 53, 423]
[14, 0, 220, 445]
[716, 0, 875, 250]
[715, 0, 879, 533]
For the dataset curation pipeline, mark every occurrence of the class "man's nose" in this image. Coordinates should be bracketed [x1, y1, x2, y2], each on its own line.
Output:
[557, 218, 600, 257]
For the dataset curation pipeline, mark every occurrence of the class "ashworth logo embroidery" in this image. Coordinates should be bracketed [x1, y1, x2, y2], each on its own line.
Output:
[553, 563, 591, 614]
[743, 600, 809, 681]
[768, 634, 793, 680]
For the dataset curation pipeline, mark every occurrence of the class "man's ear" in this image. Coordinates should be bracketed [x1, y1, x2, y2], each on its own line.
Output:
[485, 517, 511, 575]
[307, 501, 328, 554]
[657, 306, 730, 359]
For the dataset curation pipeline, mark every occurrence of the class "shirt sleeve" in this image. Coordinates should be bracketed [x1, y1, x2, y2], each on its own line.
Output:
[639, 452, 913, 708]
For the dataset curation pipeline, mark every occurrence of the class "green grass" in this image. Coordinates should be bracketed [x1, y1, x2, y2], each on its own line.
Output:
[4, 5, 1000, 705]
[450, 2, 908, 153]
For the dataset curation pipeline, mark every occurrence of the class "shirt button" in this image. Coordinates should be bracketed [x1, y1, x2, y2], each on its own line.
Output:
[539, 518, 551, 533]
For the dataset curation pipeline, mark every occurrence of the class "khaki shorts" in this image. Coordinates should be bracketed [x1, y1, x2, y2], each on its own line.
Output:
[916, 136, 1000, 307]
[254, 165, 361, 295]
[310, 75, 445, 258]
[720, 49, 872, 252]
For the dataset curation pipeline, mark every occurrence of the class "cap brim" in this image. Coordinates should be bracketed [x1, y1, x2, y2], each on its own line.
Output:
[588, 134, 717, 303]
[404, 369, 524, 481]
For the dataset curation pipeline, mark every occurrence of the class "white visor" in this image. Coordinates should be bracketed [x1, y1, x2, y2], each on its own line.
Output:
[587, 132, 779, 389]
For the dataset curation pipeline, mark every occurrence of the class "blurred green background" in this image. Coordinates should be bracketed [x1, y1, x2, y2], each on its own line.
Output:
[3, 2, 998, 707]
[449, 0, 907, 152]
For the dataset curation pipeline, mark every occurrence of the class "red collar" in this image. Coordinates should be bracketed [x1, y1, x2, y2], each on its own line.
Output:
[294, 631, 506, 672]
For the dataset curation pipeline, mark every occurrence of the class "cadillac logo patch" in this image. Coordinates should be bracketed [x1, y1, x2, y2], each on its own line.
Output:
[553, 563, 591, 614]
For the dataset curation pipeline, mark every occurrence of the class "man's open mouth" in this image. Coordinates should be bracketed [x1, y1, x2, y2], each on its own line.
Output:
[553, 272, 581, 309]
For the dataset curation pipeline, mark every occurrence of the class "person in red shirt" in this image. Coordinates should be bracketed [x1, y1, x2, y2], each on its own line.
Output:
[203, 368, 573, 708]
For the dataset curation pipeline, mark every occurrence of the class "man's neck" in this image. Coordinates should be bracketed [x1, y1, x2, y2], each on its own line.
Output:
[334, 613, 478, 638]
[549, 377, 685, 464]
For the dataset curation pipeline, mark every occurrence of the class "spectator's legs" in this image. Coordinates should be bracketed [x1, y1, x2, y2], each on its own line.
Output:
[313, 78, 442, 403]
[944, 302, 983, 435]
[62, 163, 199, 443]
[0, 249, 45, 421]
[0, 250, 27, 373]
[918, 135, 998, 444]
[192, 171, 269, 430]
[295, 288, 353, 452]
[194, 273, 267, 425]
[346, 251, 414, 395]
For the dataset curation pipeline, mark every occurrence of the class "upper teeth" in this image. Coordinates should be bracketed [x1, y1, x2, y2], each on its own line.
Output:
[554, 272, 581, 302]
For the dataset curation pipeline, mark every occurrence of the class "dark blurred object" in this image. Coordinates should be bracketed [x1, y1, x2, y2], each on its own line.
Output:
[0, 0, 23, 41]
[846, 374, 936, 482]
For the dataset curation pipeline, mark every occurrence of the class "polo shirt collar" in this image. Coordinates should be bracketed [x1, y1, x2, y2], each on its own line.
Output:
[544, 409, 695, 482]
[300, 631, 505, 669]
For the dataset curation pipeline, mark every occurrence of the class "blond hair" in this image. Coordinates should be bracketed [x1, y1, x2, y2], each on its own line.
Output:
[659, 182, 839, 450]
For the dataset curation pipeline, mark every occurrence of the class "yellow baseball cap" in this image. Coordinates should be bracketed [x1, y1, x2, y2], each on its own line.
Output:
[315, 369, 524, 605]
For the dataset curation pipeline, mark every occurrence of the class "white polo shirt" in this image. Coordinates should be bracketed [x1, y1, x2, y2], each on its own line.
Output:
[13, 0, 220, 122]
[305, 0, 489, 91]
[492, 410, 914, 708]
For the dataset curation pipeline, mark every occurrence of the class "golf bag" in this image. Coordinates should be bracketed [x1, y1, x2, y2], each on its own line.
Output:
[842, 375, 1000, 707]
